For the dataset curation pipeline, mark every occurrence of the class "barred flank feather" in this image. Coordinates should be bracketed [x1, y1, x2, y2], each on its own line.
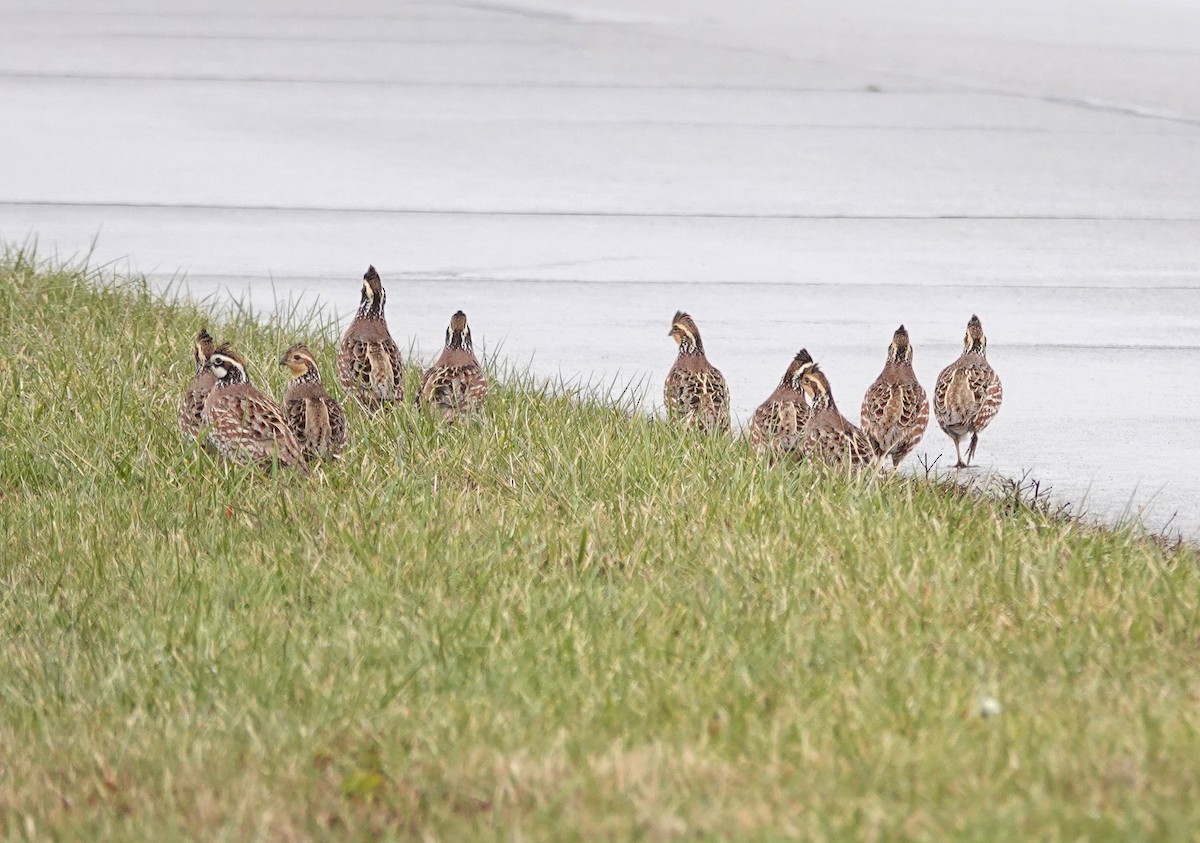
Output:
[860, 325, 929, 467]
[201, 347, 305, 471]
[280, 343, 348, 460]
[337, 265, 404, 410]
[798, 359, 875, 469]
[665, 312, 730, 433]
[933, 315, 1003, 468]
[179, 328, 218, 444]
[418, 311, 488, 421]
[749, 350, 814, 456]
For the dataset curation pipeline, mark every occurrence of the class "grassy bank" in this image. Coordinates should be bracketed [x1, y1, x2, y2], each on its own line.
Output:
[1, 253, 1198, 840]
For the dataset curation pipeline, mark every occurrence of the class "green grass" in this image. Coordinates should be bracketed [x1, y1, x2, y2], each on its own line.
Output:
[1, 252, 1198, 841]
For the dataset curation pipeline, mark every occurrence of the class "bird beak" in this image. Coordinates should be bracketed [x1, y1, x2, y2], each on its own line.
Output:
[278, 355, 289, 366]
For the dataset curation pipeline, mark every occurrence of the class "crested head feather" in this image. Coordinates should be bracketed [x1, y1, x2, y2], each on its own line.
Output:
[193, 328, 216, 366]
[800, 361, 834, 407]
[207, 343, 249, 384]
[445, 310, 472, 350]
[668, 311, 703, 353]
[210, 342, 244, 367]
[359, 264, 386, 314]
[281, 342, 317, 363]
[280, 342, 319, 376]
[784, 348, 816, 388]
[964, 314, 987, 354]
[889, 324, 913, 363]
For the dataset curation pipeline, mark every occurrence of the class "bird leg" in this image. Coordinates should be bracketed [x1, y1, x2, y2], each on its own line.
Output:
[966, 432, 980, 466]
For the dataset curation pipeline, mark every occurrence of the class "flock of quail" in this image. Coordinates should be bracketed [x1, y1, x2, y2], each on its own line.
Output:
[665, 311, 1002, 470]
[178, 265, 488, 469]
[179, 265, 1003, 473]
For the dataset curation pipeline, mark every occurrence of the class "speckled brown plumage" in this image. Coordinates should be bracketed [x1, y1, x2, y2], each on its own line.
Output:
[664, 311, 730, 433]
[201, 345, 304, 471]
[860, 325, 929, 467]
[280, 343, 347, 460]
[418, 310, 488, 420]
[748, 350, 813, 456]
[933, 315, 1003, 468]
[798, 356, 876, 468]
[179, 327, 218, 445]
[337, 265, 404, 410]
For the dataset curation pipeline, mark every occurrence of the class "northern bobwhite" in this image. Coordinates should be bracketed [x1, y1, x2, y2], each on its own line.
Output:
[279, 343, 348, 460]
[797, 354, 876, 468]
[664, 311, 730, 433]
[417, 310, 488, 420]
[860, 325, 929, 467]
[337, 265, 404, 410]
[179, 327, 218, 444]
[201, 344, 304, 470]
[933, 314, 1003, 468]
[748, 349, 814, 456]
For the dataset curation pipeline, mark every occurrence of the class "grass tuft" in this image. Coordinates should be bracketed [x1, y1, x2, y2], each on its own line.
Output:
[1, 249, 1198, 840]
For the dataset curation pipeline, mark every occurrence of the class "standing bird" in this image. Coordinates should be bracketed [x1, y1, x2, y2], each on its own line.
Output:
[179, 327, 218, 444]
[418, 310, 489, 420]
[201, 344, 304, 470]
[279, 343, 348, 460]
[748, 350, 814, 456]
[664, 311, 730, 433]
[934, 315, 1003, 468]
[337, 265, 404, 410]
[860, 325, 929, 468]
[798, 355, 876, 468]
